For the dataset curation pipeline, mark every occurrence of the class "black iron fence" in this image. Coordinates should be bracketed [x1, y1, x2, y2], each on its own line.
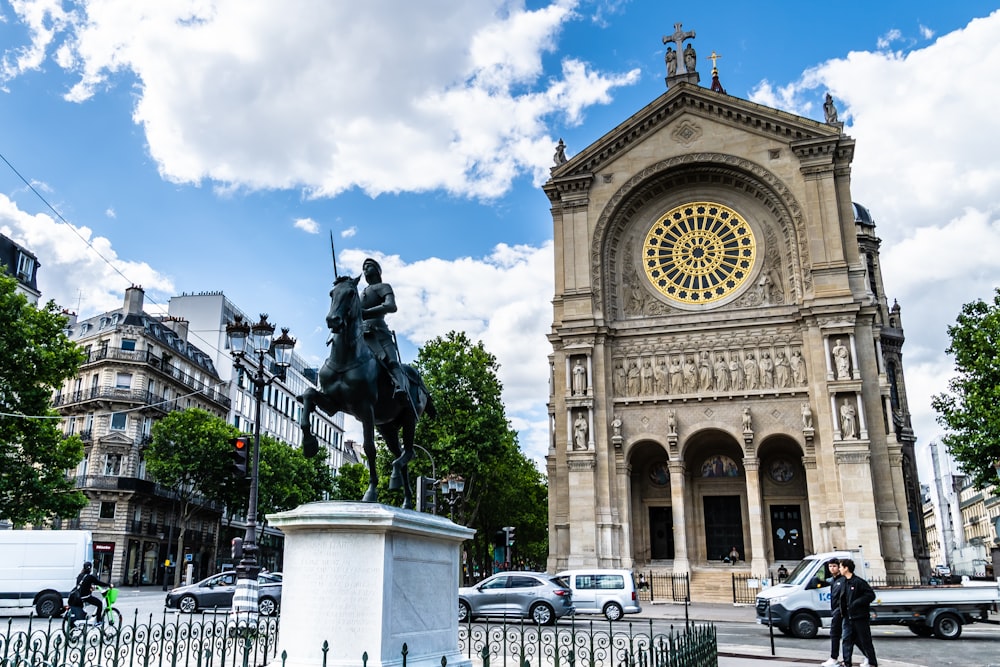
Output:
[634, 572, 690, 603]
[1, 613, 717, 667]
[0, 611, 278, 667]
[459, 617, 716, 667]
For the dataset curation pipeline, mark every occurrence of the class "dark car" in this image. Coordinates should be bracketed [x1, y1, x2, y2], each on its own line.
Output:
[458, 572, 574, 625]
[165, 571, 282, 615]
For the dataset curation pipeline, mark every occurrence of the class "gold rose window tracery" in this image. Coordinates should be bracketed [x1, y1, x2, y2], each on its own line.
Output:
[642, 201, 757, 305]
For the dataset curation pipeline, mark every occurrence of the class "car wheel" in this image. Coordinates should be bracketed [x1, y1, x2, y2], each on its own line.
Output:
[603, 602, 624, 622]
[458, 601, 471, 623]
[258, 597, 278, 616]
[790, 612, 818, 639]
[178, 595, 198, 614]
[530, 602, 555, 626]
[35, 593, 63, 618]
[933, 613, 962, 640]
[908, 624, 933, 637]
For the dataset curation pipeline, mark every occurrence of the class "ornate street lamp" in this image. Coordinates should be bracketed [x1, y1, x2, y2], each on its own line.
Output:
[226, 314, 295, 622]
[438, 473, 465, 521]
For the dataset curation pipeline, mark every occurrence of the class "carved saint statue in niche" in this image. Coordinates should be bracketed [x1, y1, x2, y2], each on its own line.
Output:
[833, 338, 851, 380]
[573, 412, 589, 450]
[572, 358, 587, 395]
[774, 350, 791, 388]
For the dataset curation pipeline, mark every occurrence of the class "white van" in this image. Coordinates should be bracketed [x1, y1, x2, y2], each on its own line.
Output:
[0, 530, 93, 617]
[557, 569, 642, 621]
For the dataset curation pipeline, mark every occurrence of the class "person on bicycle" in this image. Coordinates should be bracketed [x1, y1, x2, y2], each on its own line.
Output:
[75, 562, 111, 622]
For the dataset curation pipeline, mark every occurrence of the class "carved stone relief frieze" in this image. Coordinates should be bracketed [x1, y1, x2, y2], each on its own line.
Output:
[610, 330, 808, 400]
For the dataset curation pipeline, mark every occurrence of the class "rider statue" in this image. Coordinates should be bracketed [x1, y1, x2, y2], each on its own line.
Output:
[361, 258, 412, 407]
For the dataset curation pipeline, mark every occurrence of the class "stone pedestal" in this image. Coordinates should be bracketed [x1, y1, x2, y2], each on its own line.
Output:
[268, 501, 476, 667]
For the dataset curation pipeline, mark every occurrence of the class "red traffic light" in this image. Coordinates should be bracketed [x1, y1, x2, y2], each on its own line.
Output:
[230, 435, 250, 476]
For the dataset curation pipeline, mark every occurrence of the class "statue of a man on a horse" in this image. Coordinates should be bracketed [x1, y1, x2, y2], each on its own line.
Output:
[299, 258, 434, 509]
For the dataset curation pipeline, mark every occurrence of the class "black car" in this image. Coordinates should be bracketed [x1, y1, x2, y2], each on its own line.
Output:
[164, 571, 282, 615]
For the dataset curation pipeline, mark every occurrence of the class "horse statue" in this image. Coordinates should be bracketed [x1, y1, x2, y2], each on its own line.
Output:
[299, 274, 435, 508]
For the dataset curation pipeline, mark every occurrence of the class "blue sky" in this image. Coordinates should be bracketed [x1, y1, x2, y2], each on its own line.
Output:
[1, 1, 998, 490]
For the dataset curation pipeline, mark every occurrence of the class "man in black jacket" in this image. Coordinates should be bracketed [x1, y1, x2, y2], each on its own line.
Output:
[75, 562, 111, 622]
[838, 558, 877, 667]
[821, 559, 846, 667]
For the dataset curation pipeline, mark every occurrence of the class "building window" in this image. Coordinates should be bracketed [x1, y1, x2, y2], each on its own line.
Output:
[116, 372, 133, 389]
[121, 338, 136, 351]
[16, 252, 34, 281]
[99, 501, 116, 520]
[104, 454, 122, 476]
[110, 412, 127, 431]
[67, 416, 77, 435]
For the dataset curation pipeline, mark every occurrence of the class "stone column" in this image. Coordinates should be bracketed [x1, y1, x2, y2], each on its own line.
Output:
[848, 334, 861, 380]
[668, 461, 690, 573]
[834, 448, 886, 577]
[743, 457, 768, 575]
[855, 391, 868, 440]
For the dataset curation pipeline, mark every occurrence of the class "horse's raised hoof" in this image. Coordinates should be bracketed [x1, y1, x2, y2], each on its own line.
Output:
[302, 432, 319, 459]
[362, 486, 379, 503]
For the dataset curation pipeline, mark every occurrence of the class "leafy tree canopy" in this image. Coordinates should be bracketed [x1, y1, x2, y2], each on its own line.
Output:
[0, 270, 87, 524]
[413, 331, 548, 575]
[932, 287, 1000, 489]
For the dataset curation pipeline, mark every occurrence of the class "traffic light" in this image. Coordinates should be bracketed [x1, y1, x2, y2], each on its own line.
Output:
[230, 436, 249, 477]
[504, 526, 516, 546]
[418, 476, 437, 514]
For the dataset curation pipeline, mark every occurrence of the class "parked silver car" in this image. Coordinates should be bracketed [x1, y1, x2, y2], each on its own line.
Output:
[165, 571, 282, 615]
[459, 572, 574, 625]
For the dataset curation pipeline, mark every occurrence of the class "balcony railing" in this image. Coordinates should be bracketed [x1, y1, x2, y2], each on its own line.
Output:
[77, 348, 231, 409]
[72, 475, 224, 512]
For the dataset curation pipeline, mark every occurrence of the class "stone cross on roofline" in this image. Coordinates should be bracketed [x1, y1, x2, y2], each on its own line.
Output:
[662, 22, 700, 89]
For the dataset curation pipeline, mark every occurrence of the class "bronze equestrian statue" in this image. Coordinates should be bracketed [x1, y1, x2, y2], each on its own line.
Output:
[299, 260, 434, 508]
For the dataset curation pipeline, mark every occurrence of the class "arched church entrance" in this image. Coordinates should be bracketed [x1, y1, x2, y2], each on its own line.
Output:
[628, 440, 674, 564]
[756, 435, 811, 562]
[684, 429, 748, 564]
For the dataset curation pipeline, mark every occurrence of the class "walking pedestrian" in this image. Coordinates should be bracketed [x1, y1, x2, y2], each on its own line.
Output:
[820, 559, 845, 667]
[838, 558, 877, 667]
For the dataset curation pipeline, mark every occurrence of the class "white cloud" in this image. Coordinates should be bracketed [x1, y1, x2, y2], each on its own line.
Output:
[293, 217, 319, 234]
[749, 10, 1000, 456]
[105, 207, 115, 218]
[2, 0, 637, 200]
[340, 226, 357, 239]
[876, 28, 903, 50]
[0, 194, 174, 316]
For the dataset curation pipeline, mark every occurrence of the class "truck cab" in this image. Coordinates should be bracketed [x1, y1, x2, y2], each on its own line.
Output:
[755, 550, 857, 638]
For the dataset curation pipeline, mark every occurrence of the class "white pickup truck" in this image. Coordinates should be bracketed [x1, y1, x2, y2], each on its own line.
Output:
[755, 550, 1000, 640]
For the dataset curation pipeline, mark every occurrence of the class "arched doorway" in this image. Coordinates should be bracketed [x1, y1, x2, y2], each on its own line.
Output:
[757, 435, 811, 561]
[628, 440, 673, 564]
[684, 429, 748, 564]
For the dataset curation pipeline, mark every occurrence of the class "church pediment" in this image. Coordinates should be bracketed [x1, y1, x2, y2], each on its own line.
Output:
[547, 83, 845, 185]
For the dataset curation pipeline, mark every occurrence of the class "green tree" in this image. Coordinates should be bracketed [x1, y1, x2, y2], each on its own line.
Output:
[256, 435, 335, 517]
[146, 408, 236, 585]
[932, 288, 1000, 489]
[329, 461, 368, 501]
[0, 270, 87, 524]
[413, 331, 548, 578]
[147, 408, 336, 583]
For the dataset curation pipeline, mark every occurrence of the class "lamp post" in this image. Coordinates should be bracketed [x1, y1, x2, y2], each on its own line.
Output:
[226, 314, 295, 620]
[438, 473, 465, 522]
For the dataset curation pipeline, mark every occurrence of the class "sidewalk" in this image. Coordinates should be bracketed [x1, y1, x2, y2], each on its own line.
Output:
[634, 601, 927, 667]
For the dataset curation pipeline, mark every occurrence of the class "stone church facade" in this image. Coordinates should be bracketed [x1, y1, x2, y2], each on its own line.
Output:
[543, 39, 927, 592]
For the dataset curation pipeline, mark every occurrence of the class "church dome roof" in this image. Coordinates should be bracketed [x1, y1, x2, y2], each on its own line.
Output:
[853, 202, 876, 227]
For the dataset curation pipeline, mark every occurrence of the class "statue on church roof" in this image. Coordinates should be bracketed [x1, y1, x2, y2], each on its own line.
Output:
[684, 44, 697, 74]
[665, 47, 677, 76]
[553, 138, 567, 166]
[824, 93, 839, 124]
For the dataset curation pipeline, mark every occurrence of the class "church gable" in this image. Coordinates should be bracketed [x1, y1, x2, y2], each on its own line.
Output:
[549, 83, 842, 184]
